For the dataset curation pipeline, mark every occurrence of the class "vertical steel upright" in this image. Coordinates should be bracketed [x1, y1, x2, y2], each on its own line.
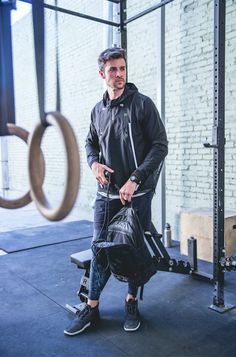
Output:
[119, 0, 127, 51]
[155, 2, 166, 236]
[209, 0, 234, 313]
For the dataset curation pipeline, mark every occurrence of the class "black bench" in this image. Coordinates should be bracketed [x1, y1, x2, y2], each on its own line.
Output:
[65, 225, 170, 314]
[65, 221, 194, 314]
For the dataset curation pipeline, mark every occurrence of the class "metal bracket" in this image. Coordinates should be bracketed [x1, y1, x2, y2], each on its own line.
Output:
[65, 302, 86, 315]
[203, 142, 218, 149]
[208, 303, 235, 314]
[220, 255, 236, 271]
[203, 125, 226, 149]
[154, 256, 191, 274]
[204, 125, 218, 148]
[187, 237, 213, 283]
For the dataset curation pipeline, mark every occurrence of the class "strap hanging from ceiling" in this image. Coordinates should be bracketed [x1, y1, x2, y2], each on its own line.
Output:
[29, 0, 80, 221]
[0, 1, 45, 209]
[55, 0, 61, 113]
[0, 1, 16, 136]
[32, 0, 61, 119]
[32, 0, 46, 125]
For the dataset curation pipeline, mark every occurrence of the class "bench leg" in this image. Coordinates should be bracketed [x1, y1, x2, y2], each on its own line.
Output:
[65, 266, 91, 315]
[65, 302, 87, 314]
[77, 267, 90, 302]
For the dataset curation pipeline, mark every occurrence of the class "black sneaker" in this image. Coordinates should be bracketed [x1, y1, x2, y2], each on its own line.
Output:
[124, 299, 141, 332]
[64, 304, 100, 336]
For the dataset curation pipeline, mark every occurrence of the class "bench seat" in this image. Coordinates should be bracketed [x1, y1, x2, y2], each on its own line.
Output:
[70, 249, 92, 269]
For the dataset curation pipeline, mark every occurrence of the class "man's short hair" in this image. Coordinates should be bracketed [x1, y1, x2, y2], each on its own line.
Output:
[98, 47, 126, 71]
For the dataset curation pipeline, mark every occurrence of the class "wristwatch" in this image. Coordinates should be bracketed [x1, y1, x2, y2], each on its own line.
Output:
[129, 175, 141, 185]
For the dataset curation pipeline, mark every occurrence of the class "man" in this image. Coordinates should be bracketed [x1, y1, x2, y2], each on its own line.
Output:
[64, 47, 168, 336]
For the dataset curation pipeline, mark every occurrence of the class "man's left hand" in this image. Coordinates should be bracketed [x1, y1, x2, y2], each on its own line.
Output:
[119, 180, 138, 205]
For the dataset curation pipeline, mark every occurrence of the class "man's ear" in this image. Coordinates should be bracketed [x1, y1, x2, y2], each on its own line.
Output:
[99, 70, 105, 79]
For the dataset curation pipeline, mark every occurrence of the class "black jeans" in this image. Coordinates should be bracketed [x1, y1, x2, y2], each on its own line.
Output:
[88, 191, 153, 300]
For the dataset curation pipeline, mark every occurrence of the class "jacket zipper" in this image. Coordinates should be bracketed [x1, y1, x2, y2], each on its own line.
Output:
[128, 122, 138, 169]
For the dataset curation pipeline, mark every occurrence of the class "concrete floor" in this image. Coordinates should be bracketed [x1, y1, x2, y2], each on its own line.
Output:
[0, 205, 236, 357]
[0, 203, 79, 233]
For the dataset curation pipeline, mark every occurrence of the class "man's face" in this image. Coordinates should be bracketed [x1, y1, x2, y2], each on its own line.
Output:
[99, 58, 126, 91]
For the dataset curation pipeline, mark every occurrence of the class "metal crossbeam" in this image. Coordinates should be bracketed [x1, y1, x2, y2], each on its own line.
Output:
[124, 0, 174, 25]
[19, 0, 120, 27]
[106, 0, 120, 3]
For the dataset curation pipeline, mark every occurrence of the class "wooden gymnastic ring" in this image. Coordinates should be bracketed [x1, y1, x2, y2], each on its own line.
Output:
[0, 123, 44, 209]
[28, 111, 80, 221]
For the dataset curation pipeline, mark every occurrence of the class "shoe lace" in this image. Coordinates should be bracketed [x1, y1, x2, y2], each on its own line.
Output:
[77, 304, 91, 319]
[127, 300, 137, 315]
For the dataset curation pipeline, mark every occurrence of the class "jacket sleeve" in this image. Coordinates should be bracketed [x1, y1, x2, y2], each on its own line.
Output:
[133, 97, 168, 183]
[85, 108, 100, 168]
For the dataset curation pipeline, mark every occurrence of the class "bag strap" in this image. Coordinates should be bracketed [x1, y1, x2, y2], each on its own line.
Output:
[104, 173, 111, 238]
[92, 172, 111, 244]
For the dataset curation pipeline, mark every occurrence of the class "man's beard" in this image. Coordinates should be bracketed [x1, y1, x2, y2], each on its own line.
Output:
[114, 80, 125, 89]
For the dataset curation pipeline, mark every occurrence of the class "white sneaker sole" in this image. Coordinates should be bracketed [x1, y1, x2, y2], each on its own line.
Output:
[124, 321, 141, 332]
[64, 322, 91, 336]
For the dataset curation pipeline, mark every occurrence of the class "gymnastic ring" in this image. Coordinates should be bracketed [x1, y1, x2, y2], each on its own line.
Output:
[28, 111, 80, 221]
[0, 123, 45, 209]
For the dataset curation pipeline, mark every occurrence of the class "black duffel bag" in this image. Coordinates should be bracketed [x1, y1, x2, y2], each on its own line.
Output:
[93, 203, 157, 293]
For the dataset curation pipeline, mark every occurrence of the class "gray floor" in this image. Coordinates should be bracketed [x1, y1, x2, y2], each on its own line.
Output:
[0, 206, 236, 357]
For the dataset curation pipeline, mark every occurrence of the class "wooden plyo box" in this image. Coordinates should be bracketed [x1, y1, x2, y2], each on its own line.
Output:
[180, 208, 236, 263]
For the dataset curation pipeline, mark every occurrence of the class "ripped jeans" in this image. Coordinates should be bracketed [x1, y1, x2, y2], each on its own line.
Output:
[88, 191, 153, 301]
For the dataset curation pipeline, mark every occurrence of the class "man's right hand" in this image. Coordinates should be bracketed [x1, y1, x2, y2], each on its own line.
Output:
[91, 162, 114, 186]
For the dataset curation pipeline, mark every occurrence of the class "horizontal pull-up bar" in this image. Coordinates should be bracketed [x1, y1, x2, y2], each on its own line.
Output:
[124, 0, 175, 25]
[19, 0, 176, 32]
[106, 0, 120, 3]
[19, 0, 120, 27]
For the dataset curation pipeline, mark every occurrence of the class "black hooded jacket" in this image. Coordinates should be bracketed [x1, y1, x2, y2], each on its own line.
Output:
[85, 83, 168, 196]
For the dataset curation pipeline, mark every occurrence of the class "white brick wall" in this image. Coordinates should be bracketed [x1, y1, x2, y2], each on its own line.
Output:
[127, 0, 236, 238]
[164, 0, 236, 238]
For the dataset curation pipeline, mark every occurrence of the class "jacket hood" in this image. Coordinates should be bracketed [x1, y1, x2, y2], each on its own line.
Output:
[102, 82, 138, 107]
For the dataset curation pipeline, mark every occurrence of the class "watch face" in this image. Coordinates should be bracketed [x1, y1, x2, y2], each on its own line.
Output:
[130, 175, 138, 183]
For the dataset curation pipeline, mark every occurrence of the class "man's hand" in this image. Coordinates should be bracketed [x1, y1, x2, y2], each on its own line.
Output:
[119, 179, 138, 205]
[91, 162, 114, 185]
